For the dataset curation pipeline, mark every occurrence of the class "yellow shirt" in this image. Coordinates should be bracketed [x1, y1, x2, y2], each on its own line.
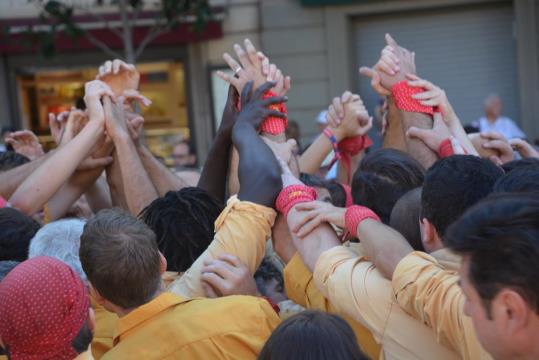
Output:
[284, 252, 381, 360]
[313, 244, 458, 360]
[168, 196, 276, 298]
[90, 296, 119, 359]
[392, 251, 492, 360]
[102, 292, 280, 359]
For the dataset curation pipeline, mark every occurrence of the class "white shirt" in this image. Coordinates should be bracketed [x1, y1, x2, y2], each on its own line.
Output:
[474, 116, 525, 139]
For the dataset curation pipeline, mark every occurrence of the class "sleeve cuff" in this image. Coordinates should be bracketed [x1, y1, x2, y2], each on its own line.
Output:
[214, 195, 277, 231]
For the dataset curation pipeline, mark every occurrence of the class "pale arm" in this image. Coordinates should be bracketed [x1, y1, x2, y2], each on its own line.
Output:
[0, 152, 53, 199]
[138, 145, 187, 196]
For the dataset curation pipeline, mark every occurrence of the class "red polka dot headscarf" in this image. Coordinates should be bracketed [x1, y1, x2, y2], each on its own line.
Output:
[0, 256, 90, 359]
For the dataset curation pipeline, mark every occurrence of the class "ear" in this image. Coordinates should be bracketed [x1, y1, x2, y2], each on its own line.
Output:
[420, 217, 434, 244]
[159, 252, 167, 274]
[493, 289, 530, 335]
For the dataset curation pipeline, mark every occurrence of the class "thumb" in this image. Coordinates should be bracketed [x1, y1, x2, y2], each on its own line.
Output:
[406, 126, 430, 141]
[385, 33, 398, 48]
[285, 138, 298, 152]
[432, 112, 444, 126]
[359, 66, 375, 79]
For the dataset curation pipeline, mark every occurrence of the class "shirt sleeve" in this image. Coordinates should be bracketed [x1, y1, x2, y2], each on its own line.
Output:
[392, 251, 489, 360]
[167, 196, 277, 298]
[312, 245, 392, 342]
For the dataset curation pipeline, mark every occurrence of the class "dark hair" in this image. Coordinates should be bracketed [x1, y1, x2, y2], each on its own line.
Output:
[325, 180, 347, 208]
[254, 258, 284, 297]
[501, 158, 539, 173]
[390, 187, 424, 251]
[139, 188, 223, 272]
[445, 193, 539, 315]
[422, 155, 503, 241]
[352, 149, 425, 224]
[0, 151, 30, 172]
[80, 208, 161, 309]
[258, 311, 367, 360]
[0, 260, 19, 282]
[0, 208, 40, 262]
[300, 173, 326, 188]
[71, 320, 93, 353]
[493, 167, 539, 194]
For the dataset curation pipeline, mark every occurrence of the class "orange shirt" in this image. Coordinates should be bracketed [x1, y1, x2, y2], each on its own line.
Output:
[284, 252, 381, 360]
[90, 296, 119, 359]
[101, 292, 280, 359]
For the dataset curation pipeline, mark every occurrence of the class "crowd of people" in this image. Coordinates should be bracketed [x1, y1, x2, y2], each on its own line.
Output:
[0, 34, 538, 360]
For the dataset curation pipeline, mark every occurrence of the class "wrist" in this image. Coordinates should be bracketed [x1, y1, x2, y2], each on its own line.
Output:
[275, 185, 317, 218]
[345, 205, 381, 237]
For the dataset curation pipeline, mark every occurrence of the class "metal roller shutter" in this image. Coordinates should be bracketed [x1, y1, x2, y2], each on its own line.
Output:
[353, 2, 519, 127]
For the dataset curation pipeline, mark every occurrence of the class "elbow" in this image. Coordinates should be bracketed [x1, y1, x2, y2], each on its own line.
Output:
[8, 195, 36, 215]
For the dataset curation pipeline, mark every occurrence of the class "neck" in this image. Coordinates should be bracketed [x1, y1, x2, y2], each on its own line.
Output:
[486, 114, 497, 122]
[116, 285, 164, 318]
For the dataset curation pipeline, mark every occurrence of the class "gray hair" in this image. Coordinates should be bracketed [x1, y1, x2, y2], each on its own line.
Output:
[28, 218, 87, 283]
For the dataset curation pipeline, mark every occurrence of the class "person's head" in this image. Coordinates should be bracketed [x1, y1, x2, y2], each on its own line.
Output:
[316, 110, 328, 132]
[351, 149, 425, 224]
[140, 187, 223, 272]
[484, 94, 502, 119]
[0, 151, 30, 172]
[172, 140, 196, 168]
[300, 173, 332, 203]
[258, 310, 367, 360]
[445, 193, 539, 359]
[0, 208, 40, 262]
[390, 187, 424, 251]
[421, 155, 503, 252]
[29, 218, 87, 283]
[493, 167, 539, 194]
[80, 209, 166, 314]
[0, 256, 92, 359]
[255, 258, 286, 304]
[501, 157, 539, 173]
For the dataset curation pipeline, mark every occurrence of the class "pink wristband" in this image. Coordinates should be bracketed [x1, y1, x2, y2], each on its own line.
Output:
[276, 185, 317, 217]
[345, 205, 381, 236]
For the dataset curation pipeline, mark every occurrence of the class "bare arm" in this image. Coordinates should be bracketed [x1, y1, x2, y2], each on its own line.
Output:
[138, 145, 187, 197]
[0, 152, 53, 199]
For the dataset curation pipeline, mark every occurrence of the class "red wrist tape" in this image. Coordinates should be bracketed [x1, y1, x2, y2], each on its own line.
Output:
[438, 138, 454, 158]
[235, 91, 288, 135]
[392, 81, 436, 115]
[345, 205, 381, 236]
[338, 135, 373, 184]
[276, 185, 317, 217]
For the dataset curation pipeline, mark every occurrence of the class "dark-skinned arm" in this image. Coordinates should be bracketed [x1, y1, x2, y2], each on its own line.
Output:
[197, 85, 239, 203]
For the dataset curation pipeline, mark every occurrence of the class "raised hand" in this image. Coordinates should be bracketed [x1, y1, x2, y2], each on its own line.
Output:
[480, 131, 514, 165]
[406, 74, 457, 122]
[84, 80, 115, 124]
[259, 52, 291, 97]
[5, 130, 44, 160]
[292, 201, 346, 238]
[49, 110, 70, 145]
[217, 39, 267, 96]
[509, 138, 539, 159]
[233, 81, 287, 131]
[326, 91, 373, 141]
[406, 112, 452, 152]
[360, 33, 416, 95]
[201, 254, 259, 298]
[96, 59, 140, 96]
[61, 109, 89, 146]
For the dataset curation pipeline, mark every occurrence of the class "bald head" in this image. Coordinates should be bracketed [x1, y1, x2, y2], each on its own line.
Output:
[390, 187, 424, 251]
[484, 94, 502, 119]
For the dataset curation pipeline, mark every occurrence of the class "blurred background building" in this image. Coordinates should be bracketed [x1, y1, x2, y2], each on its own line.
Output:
[0, 0, 538, 163]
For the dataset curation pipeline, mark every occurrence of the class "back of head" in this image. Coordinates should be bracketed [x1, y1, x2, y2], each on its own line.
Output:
[352, 149, 425, 223]
[493, 167, 539, 194]
[501, 157, 539, 173]
[140, 187, 223, 272]
[0, 151, 30, 172]
[258, 310, 367, 360]
[0, 207, 40, 262]
[390, 187, 424, 251]
[422, 155, 503, 241]
[445, 193, 539, 314]
[80, 208, 161, 309]
[0, 256, 90, 359]
[29, 218, 87, 283]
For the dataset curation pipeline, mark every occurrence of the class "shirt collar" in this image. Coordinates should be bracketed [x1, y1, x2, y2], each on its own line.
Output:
[114, 292, 190, 343]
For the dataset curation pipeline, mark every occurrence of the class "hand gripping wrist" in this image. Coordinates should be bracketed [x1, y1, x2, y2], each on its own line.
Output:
[276, 185, 317, 217]
[345, 205, 381, 236]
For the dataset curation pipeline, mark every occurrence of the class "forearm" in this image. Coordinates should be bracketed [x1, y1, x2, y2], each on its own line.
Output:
[9, 122, 102, 214]
[84, 174, 112, 212]
[356, 219, 413, 279]
[105, 151, 129, 209]
[197, 130, 232, 203]
[448, 118, 479, 156]
[299, 133, 333, 174]
[0, 151, 53, 199]
[114, 135, 158, 215]
[138, 145, 186, 197]
[287, 207, 340, 271]
[234, 123, 282, 206]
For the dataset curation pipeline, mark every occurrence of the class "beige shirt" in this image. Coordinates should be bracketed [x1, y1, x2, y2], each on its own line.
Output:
[168, 196, 276, 298]
[392, 251, 492, 360]
[313, 244, 458, 360]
